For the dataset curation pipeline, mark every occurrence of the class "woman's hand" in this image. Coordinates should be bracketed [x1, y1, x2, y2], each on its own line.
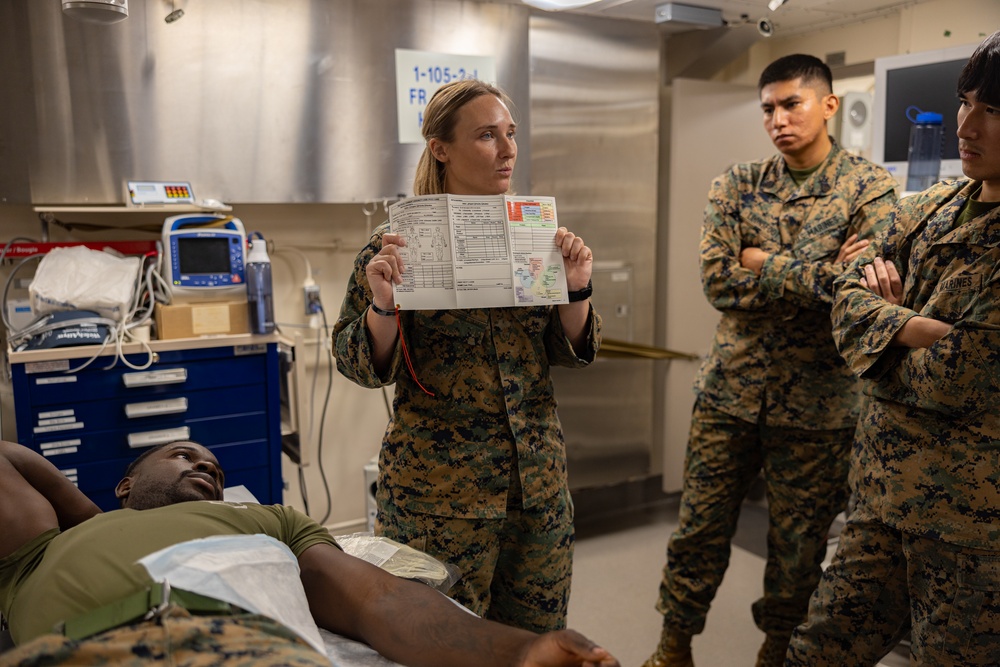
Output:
[366, 233, 407, 311]
[555, 227, 593, 292]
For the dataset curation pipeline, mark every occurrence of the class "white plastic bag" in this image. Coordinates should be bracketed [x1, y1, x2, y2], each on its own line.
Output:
[138, 534, 326, 656]
[29, 246, 140, 322]
[334, 533, 462, 593]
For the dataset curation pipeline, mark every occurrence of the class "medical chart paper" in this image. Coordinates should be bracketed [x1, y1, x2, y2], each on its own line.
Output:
[389, 194, 569, 310]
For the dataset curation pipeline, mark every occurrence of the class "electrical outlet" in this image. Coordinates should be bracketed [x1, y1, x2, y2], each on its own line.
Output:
[303, 284, 321, 315]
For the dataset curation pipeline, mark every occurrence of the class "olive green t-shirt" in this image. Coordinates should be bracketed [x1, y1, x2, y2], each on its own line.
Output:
[0, 501, 336, 644]
[956, 185, 1000, 226]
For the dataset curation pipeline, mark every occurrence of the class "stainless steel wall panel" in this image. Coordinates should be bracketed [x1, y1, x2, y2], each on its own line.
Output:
[0, 1, 35, 204]
[1, 0, 529, 204]
[529, 14, 660, 488]
[530, 13, 659, 349]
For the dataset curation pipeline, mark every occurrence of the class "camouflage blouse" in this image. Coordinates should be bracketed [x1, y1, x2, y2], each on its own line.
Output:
[695, 143, 898, 429]
[333, 222, 602, 519]
[832, 179, 1000, 548]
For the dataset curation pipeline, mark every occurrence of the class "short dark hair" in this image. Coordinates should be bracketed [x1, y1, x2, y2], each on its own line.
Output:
[123, 442, 173, 478]
[758, 54, 833, 94]
[957, 30, 1000, 107]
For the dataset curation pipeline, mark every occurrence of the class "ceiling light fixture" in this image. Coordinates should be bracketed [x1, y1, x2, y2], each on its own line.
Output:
[62, 0, 129, 24]
[767, 0, 789, 11]
[521, 0, 603, 11]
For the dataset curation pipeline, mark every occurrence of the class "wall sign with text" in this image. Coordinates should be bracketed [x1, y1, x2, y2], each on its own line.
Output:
[395, 49, 497, 145]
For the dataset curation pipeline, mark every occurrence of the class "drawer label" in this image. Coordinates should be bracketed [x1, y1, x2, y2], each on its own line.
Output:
[43, 445, 79, 457]
[33, 422, 84, 434]
[234, 344, 266, 356]
[128, 426, 191, 448]
[41, 438, 82, 450]
[41, 438, 82, 457]
[37, 416, 77, 426]
[125, 397, 189, 418]
[38, 409, 75, 419]
[35, 375, 77, 385]
[26, 360, 71, 375]
[123, 368, 188, 387]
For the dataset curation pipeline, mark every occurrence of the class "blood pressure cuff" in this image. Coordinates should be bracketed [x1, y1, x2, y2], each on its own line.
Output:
[18, 311, 112, 351]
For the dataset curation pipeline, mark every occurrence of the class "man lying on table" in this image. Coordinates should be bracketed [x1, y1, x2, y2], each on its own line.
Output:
[0, 439, 618, 667]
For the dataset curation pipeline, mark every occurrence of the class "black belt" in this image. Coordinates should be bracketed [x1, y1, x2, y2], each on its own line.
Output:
[57, 581, 239, 641]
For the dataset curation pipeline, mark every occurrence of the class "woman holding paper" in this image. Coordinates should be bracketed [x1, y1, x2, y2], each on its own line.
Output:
[333, 79, 601, 633]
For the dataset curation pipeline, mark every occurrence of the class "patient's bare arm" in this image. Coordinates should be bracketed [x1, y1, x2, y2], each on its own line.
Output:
[0, 440, 101, 559]
[299, 543, 619, 667]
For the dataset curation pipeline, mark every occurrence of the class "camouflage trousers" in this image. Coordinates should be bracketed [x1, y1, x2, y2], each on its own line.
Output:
[787, 504, 1000, 666]
[656, 399, 852, 636]
[376, 484, 574, 634]
[0, 606, 327, 667]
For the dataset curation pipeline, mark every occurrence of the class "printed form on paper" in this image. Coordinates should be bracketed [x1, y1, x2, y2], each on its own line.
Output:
[389, 194, 569, 310]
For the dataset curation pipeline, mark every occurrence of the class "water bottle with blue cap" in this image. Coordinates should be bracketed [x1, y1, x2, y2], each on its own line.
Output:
[905, 106, 945, 192]
[246, 235, 275, 335]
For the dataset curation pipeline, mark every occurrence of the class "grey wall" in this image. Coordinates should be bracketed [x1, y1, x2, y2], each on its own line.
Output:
[0, 0, 529, 204]
[657, 78, 776, 491]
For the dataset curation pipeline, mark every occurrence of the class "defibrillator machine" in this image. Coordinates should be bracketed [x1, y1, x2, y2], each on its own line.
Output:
[162, 214, 247, 303]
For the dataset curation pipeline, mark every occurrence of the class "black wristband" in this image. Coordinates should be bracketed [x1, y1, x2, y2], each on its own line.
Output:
[370, 301, 396, 317]
[567, 279, 593, 303]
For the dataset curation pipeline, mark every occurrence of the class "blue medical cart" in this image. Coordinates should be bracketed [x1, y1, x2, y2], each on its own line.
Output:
[9, 334, 284, 511]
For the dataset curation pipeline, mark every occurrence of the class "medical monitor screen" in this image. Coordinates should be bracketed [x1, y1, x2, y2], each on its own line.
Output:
[177, 237, 231, 274]
[882, 59, 967, 163]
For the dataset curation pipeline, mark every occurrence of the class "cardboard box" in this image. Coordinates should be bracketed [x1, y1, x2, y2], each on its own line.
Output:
[154, 301, 250, 340]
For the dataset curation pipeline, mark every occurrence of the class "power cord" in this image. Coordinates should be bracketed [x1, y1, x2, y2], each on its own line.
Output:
[270, 244, 334, 522]
[316, 301, 335, 526]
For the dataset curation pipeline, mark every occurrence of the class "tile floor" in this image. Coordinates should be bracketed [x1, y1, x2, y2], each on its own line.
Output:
[567, 499, 910, 667]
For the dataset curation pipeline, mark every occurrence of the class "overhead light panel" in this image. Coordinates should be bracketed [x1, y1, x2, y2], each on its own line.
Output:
[521, 0, 603, 10]
[768, 0, 789, 11]
[655, 3, 724, 29]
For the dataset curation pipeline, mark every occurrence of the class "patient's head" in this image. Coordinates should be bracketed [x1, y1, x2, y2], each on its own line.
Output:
[115, 440, 225, 510]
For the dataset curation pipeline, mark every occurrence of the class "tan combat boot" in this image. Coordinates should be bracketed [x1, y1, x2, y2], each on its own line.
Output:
[754, 632, 791, 667]
[640, 629, 694, 667]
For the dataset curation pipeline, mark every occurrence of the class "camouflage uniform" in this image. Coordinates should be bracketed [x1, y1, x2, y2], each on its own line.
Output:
[0, 607, 328, 667]
[788, 179, 1000, 665]
[333, 222, 601, 632]
[376, 479, 574, 634]
[656, 143, 898, 641]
